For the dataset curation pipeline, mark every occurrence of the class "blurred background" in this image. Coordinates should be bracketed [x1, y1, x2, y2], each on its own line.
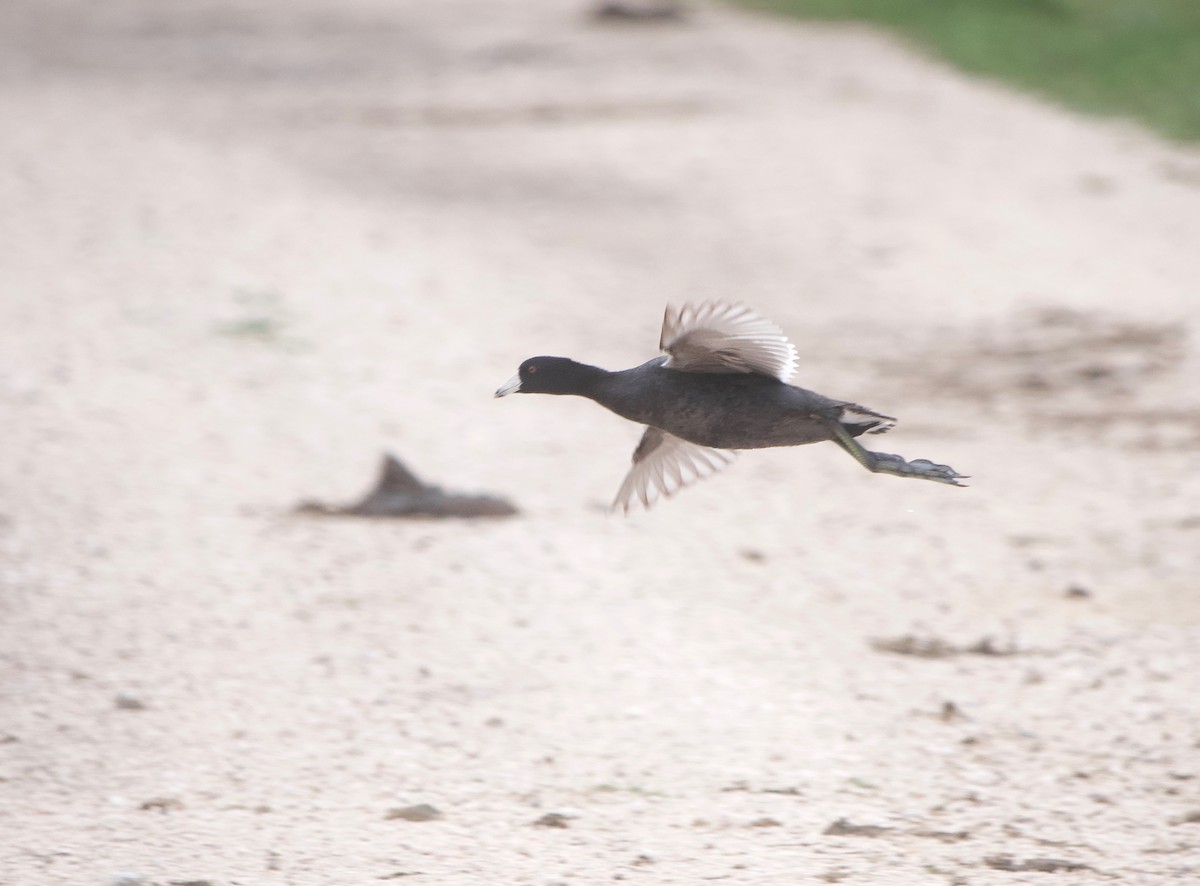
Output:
[742, 0, 1200, 142]
[1, 1, 1198, 884]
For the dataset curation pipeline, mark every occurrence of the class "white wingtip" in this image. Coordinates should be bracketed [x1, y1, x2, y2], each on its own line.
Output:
[660, 301, 798, 382]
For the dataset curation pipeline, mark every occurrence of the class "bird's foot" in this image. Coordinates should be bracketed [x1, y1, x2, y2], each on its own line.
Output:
[869, 451, 968, 486]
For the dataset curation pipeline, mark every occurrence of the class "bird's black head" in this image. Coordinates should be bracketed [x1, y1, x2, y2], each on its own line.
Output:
[494, 357, 598, 397]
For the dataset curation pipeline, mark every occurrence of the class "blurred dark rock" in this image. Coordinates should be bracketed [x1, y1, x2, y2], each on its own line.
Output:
[298, 453, 517, 519]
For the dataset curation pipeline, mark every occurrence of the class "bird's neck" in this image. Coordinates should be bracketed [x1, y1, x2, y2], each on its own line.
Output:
[556, 360, 610, 397]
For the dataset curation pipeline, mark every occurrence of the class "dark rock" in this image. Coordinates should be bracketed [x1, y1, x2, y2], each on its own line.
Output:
[297, 454, 517, 519]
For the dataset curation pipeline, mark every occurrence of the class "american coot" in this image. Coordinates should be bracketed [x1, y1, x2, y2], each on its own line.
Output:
[496, 302, 967, 511]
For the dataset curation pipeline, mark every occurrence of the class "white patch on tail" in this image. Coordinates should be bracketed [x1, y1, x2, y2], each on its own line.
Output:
[840, 404, 896, 435]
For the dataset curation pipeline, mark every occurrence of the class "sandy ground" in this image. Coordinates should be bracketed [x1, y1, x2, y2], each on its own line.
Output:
[2, 1, 1200, 883]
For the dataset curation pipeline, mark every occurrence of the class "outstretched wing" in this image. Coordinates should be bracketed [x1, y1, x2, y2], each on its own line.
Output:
[613, 427, 737, 513]
[659, 301, 798, 382]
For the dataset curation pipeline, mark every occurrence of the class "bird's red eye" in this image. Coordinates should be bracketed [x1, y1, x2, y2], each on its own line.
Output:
[527, 364, 537, 374]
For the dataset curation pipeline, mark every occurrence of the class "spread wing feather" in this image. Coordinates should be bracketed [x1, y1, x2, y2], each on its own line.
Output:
[613, 427, 737, 513]
[659, 301, 798, 382]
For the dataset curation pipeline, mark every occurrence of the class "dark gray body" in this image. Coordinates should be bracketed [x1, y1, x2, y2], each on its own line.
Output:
[500, 353, 966, 487]
[591, 358, 855, 450]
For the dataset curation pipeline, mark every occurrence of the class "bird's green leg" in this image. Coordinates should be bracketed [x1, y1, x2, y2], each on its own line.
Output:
[829, 423, 968, 487]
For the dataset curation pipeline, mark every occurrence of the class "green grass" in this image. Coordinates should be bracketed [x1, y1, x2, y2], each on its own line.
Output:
[731, 0, 1200, 142]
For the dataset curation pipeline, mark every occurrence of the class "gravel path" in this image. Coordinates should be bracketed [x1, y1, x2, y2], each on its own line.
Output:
[2, 1, 1199, 883]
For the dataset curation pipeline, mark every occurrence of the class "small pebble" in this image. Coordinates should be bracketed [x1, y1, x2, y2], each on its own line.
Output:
[532, 812, 572, 828]
[824, 818, 892, 837]
[139, 797, 184, 813]
[984, 855, 1089, 873]
[114, 692, 146, 711]
[108, 875, 145, 886]
[939, 700, 965, 722]
[385, 803, 442, 822]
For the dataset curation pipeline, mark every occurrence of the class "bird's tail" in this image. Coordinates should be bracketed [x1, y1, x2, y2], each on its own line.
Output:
[839, 403, 896, 437]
